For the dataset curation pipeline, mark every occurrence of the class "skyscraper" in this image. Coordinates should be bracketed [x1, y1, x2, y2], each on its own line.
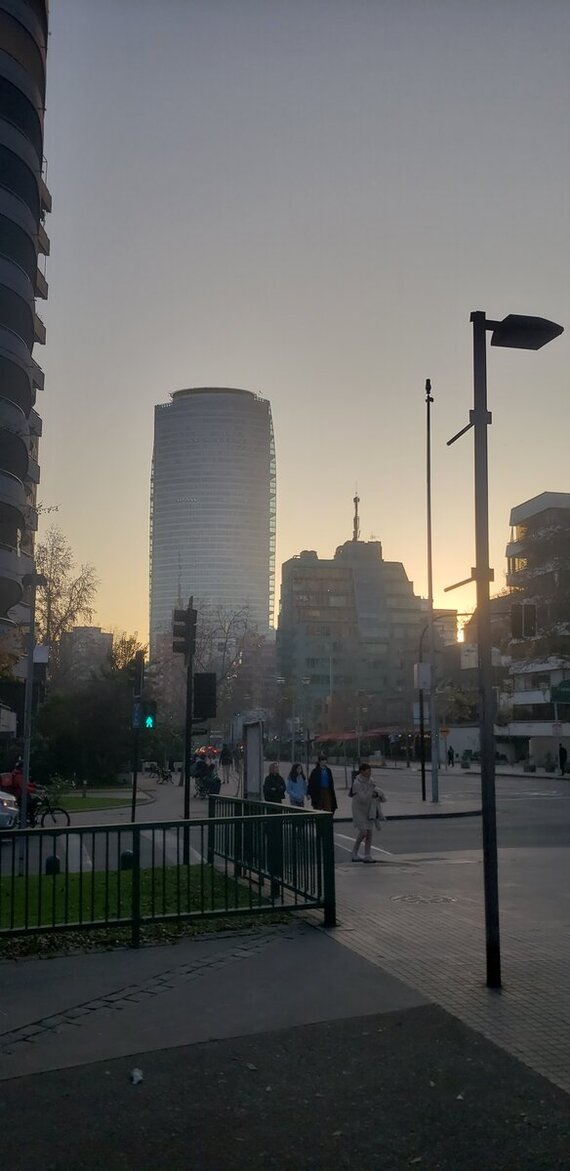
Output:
[0, 0, 50, 627]
[149, 388, 275, 655]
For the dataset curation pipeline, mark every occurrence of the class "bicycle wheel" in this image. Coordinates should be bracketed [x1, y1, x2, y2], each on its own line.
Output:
[41, 806, 70, 828]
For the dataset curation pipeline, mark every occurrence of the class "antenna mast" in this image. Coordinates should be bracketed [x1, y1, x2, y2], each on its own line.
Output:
[353, 492, 360, 541]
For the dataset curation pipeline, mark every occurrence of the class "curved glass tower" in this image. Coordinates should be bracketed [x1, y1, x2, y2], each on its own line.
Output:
[150, 388, 275, 654]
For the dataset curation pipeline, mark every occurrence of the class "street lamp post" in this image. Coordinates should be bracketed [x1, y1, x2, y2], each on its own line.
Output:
[20, 571, 47, 833]
[447, 311, 563, 990]
[425, 379, 439, 803]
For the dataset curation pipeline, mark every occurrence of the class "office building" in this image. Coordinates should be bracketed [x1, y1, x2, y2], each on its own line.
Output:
[277, 534, 424, 732]
[0, 0, 50, 627]
[149, 388, 275, 656]
[59, 626, 113, 686]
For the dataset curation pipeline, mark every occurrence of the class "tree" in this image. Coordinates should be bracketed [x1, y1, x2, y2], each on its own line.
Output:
[110, 631, 147, 674]
[35, 526, 98, 651]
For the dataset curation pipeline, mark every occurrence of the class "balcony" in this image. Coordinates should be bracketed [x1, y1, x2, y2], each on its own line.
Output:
[0, 544, 32, 621]
[511, 689, 550, 706]
[28, 408, 42, 436]
[33, 312, 46, 345]
[34, 268, 48, 299]
[37, 223, 50, 256]
[24, 453, 39, 485]
[30, 358, 44, 391]
[40, 177, 52, 214]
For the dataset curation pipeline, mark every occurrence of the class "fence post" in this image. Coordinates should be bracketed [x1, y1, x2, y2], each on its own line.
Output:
[131, 825, 141, 948]
[207, 795, 215, 866]
[321, 814, 336, 927]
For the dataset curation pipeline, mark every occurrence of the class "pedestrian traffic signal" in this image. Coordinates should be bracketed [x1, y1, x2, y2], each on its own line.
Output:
[172, 605, 197, 660]
[142, 701, 157, 730]
[128, 650, 145, 696]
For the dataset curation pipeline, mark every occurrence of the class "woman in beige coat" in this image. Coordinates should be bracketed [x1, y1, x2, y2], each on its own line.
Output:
[351, 763, 386, 863]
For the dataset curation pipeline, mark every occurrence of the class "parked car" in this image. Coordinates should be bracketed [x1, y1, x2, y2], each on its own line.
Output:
[0, 788, 18, 830]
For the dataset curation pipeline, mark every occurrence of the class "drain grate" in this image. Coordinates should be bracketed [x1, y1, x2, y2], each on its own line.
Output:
[390, 894, 458, 905]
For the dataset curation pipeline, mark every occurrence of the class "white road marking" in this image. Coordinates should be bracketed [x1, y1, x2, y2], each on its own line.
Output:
[334, 831, 394, 858]
[141, 829, 203, 864]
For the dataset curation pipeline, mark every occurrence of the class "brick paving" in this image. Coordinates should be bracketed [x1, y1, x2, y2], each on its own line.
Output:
[329, 844, 570, 1093]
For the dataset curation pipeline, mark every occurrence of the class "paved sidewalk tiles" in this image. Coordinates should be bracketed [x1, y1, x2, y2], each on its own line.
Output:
[1, 1007, 568, 1170]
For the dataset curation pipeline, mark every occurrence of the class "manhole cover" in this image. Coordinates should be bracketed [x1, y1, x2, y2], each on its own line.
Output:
[390, 894, 457, 905]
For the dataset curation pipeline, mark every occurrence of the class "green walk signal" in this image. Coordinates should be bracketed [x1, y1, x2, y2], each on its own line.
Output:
[137, 700, 157, 730]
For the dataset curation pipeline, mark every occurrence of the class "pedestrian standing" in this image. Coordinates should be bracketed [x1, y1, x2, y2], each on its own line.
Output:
[558, 743, 567, 774]
[286, 762, 307, 807]
[220, 744, 233, 785]
[263, 761, 286, 804]
[307, 755, 338, 814]
[351, 763, 386, 863]
[447, 745, 455, 767]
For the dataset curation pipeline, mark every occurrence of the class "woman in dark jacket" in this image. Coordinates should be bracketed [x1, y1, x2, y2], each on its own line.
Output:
[263, 761, 286, 803]
[307, 755, 337, 813]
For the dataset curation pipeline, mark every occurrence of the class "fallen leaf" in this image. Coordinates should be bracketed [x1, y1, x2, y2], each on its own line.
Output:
[246, 1063, 258, 1071]
[456, 1094, 464, 1101]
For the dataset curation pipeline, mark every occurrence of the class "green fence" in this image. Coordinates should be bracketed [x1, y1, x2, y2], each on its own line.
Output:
[0, 806, 336, 947]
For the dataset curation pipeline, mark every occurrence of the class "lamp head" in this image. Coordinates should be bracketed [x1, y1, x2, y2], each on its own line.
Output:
[490, 314, 563, 351]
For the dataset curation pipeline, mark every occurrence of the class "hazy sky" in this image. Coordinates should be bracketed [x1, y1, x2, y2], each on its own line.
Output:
[39, 0, 569, 640]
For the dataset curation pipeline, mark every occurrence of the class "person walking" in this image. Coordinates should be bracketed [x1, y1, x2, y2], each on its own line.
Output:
[263, 761, 286, 804]
[307, 754, 337, 814]
[286, 762, 307, 807]
[219, 744, 233, 785]
[447, 745, 455, 768]
[558, 743, 567, 774]
[351, 762, 386, 863]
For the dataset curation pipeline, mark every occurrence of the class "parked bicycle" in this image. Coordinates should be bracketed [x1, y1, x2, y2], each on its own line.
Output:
[26, 787, 71, 829]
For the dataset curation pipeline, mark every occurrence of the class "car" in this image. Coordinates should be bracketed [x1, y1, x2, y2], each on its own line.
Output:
[0, 788, 18, 830]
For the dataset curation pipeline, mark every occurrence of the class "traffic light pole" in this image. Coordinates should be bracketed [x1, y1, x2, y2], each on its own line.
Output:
[130, 721, 140, 824]
[130, 651, 145, 825]
[183, 655, 193, 864]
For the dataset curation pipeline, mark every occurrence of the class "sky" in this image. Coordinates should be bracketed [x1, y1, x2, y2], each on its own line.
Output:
[38, 0, 570, 641]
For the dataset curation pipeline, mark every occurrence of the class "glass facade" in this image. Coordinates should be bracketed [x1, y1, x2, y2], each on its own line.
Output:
[149, 388, 274, 655]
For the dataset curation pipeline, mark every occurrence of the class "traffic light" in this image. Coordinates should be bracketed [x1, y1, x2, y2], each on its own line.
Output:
[142, 700, 157, 730]
[172, 605, 197, 660]
[128, 650, 145, 695]
[194, 672, 217, 720]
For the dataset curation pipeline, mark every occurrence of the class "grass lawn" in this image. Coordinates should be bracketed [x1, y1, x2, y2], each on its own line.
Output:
[58, 795, 133, 812]
[0, 863, 286, 957]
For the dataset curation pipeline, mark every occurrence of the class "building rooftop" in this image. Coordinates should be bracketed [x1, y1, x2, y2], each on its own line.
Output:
[510, 492, 570, 527]
[171, 388, 256, 400]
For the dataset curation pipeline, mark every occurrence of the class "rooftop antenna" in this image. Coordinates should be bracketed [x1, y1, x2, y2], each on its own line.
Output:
[353, 490, 360, 541]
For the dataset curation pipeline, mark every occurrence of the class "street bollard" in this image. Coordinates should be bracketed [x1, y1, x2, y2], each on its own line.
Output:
[120, 850, 134, 870]
[45, 854, 60, 875]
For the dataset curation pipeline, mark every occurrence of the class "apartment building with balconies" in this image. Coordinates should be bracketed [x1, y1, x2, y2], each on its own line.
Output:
[0, 0, 50, 636]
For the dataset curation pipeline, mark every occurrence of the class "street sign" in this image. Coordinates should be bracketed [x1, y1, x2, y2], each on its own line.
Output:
[440, 726, 449, 736]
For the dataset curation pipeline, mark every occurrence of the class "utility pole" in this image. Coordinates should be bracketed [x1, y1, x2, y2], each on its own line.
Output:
[426, 379, 439, 802]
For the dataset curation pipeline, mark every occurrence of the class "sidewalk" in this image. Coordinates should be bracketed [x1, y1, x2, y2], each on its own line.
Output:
[0, 921, 568, 1169]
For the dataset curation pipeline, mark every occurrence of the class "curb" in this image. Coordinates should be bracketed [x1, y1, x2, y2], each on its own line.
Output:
[334, 808, 482, 824]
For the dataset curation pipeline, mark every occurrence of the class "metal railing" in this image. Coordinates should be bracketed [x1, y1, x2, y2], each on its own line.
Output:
[0, 808, 335, 948]
[207, 796, 335, 926]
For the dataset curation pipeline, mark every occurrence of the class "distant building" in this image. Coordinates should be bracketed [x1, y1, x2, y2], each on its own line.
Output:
[506, 491, 570, 590]
[419, 603, 458, 646]
[149, 388, 275, 657]
[59, 627, 113, 684]
[277, 535, 423, 732]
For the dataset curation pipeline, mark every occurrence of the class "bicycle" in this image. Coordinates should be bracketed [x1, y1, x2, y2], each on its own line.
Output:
[26, 788, 71, 829]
